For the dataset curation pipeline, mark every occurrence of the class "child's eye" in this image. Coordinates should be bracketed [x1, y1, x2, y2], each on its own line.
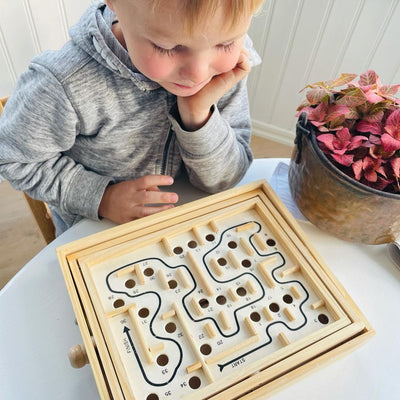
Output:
[217, 42, 234, 53]
[152, 43, 177, 57]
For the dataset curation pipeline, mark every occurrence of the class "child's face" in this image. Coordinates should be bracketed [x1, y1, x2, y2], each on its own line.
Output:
[108, 0, 252, 97]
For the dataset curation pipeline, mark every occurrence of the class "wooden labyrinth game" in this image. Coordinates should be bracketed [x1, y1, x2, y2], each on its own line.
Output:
[57, 180, 374, 399]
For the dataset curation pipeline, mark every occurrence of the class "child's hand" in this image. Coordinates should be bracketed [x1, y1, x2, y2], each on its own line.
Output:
[177, 47, 251, 131]
[98, 175, 178, 224]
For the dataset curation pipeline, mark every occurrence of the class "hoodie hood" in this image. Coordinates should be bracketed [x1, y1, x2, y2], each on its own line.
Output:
[68, 1, 160, 91]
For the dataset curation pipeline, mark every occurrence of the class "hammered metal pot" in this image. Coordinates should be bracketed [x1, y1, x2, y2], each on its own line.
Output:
[288, 113, 400, 245]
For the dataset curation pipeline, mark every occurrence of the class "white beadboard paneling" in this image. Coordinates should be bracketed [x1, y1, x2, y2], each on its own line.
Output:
[0, 1, 37, 85]
[0, 25, 16, 95]
[298, 0, 335, 90]
[337, 0, 392, 74]
[394, 64, 400, 84]
[27, 0, 70, 52]
[0, 0, 92, 96]
[248, 0, 400, 142]
[247, 0, 274, 105]
[22, 0, 42, 54]
[305, 0, 363, 84]
[361, 0, 398, 73]
[328, 0, 367, 78]
[63, 0, 93, 29]
[269, 0, 330, 131]
[369, 0, 400, 82]
[249, 0, 301, 124]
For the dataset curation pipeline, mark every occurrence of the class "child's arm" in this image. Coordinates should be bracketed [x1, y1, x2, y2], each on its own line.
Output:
[177, 48, 251, 131]
[0, 75, 109, 227]
[169, 45, 255, 193]
[0, 68, 178, 227]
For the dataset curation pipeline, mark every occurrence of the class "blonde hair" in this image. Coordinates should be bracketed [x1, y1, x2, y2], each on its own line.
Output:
[150, 0, 265, 33]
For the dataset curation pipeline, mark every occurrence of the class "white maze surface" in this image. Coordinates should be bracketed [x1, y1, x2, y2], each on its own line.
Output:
[87, 209, 336, 400]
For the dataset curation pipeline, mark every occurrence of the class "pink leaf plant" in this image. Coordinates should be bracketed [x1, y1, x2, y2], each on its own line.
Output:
[297, 70, 400, 193]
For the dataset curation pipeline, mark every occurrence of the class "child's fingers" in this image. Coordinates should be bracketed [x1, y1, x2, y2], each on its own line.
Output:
[133, 174, 174, 191]
[233, 47, 251, 76]
[241, 47, 250, 58]
[98, 175, 178, 224]
[133, 187, 179, 206]
[209, 47, 251, 93]
[131, 175, 178, 205]
[147, 186, 161, 192]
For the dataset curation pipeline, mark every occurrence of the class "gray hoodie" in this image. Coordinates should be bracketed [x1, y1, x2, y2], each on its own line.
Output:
[0, 1, 260, 231]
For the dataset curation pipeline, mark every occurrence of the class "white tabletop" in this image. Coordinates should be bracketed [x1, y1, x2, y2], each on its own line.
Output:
[1, 158, 399, 400]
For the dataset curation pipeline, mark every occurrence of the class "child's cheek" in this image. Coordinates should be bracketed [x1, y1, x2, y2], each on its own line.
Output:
[143, 58, 176, 81]
[215, 51, 242, 74]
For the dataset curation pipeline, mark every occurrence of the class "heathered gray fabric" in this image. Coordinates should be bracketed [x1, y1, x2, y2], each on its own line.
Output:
[0, 1, 260, 230]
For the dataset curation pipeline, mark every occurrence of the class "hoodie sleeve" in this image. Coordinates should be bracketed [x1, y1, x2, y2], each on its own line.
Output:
[169, 77, 253, 193]
[0, 62, 112, 222]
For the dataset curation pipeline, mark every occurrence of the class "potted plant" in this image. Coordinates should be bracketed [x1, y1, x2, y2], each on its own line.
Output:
[288, 70, 400, 244]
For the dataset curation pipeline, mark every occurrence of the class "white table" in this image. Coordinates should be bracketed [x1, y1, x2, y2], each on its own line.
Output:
[1, 158, 399, 400]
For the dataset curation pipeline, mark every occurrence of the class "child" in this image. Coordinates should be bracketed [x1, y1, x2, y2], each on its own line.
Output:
[0, 0, 263, 235]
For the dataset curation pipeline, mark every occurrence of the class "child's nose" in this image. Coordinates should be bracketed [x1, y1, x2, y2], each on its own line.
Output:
[180, 53, 210, 85]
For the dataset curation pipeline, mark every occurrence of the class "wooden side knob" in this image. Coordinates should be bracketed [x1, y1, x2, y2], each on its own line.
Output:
[68, 344, 89, 368]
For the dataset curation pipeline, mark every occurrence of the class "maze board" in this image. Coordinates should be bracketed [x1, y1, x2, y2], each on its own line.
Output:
[57, 180, 374, 400]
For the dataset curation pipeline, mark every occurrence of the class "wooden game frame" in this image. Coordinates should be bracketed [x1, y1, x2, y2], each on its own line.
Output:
[57, 180, 374, 400]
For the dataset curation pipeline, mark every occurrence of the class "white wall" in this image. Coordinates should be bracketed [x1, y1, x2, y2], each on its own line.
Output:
[248, 0, 400, 145]
[1, 0, 400, 146]
[0, 0, 92, 95]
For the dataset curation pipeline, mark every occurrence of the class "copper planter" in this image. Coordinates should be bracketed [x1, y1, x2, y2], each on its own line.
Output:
[288, 113, 400, 245]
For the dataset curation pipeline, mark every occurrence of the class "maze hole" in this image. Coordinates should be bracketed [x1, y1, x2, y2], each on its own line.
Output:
[199, 298, 209, 308]
[250, 311, 261, 322]
[146, 394, 159, 400]
[173, 246, 183, 255]
[216, 295, 227, 305]
[125, 279, 136, 289]
[269, 303, 280, 313]
[217, 257, 227, 266]
[228, 241, 237, 249]
[138, 308, 150, 318]
[156, 354, 169, 366]
[188, 240, 197, 249]
[318, 314, 329, 324]
[283, 294, 293, 304]
[241, 259, 251, 268]
[168, 279, 178, 289]
[236, 287, 247, 297]
[200, 344, 212, 355]
[144, 268, 154, 277]
[266, 238, 276, 247]
[113, 299, 125, 308]
[206, 234, 215, 242]
[189, 376, 202, 390]
[165, 322, 177, 333]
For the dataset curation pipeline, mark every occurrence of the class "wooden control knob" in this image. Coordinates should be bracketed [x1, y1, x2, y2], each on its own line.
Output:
[68, 344, 89, 368]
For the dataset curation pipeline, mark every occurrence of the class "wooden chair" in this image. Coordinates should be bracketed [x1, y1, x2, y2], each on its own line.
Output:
[0, 96, 56, 243]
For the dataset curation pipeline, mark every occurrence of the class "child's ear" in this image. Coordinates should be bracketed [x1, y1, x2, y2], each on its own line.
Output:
[105, 0, 115, 12]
